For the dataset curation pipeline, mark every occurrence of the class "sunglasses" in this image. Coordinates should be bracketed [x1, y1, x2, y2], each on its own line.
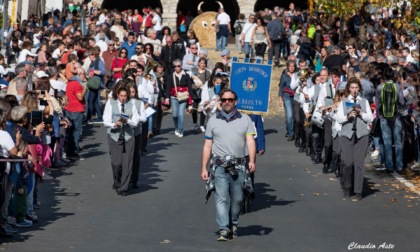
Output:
[136, 48, 142, 50]
[191, 47, 197, 49]
[145, 47, 152, 49]
[121, 52, 127, 54]
[174, 65, 181, 67]
[109, 44, 115, 46]
[221, 98, 235, 103]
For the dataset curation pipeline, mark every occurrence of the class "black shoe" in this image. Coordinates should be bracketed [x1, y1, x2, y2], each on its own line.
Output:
[285, 133, 289, 138]
[306, 148, 311, 156]
[335, 168, 341, 178]
[313, 154, 322, 164]
[217, 229, 231, 241]
[287, 136, 295, 141]
[132, 183, 139, 189]
[294, 139, 300, 147]
[322, 164, 328, 174]
[298, 146, 306, 153]
[353, 193, 362, 201]
[119, 190, 128, 196]
[343, 189, 351, 199]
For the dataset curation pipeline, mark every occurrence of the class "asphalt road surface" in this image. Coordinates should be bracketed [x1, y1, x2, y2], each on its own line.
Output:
[2, 114, 420, 252]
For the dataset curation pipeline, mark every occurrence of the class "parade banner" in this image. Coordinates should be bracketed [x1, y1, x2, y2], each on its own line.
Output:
[230, 58, 273, 114]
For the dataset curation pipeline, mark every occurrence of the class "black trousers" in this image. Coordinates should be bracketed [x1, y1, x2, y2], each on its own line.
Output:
[311, 124, 324, 155]
[254, 43, 267, 60]
[323, 120, 333, 165]
[293, 100, 305, 146]
[340, 135, 369, 193]
[192, 100, 205, 126]
[108, 136, 135, 193]
[141, 120, 148, 151]
[131, 134, 142, 185]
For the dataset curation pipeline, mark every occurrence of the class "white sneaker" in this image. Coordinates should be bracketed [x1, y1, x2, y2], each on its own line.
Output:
[371, 150, 380, 157]
[200, 126, 205, 133]
[178, 133, 184, 138]
[175, 130, 180, 137]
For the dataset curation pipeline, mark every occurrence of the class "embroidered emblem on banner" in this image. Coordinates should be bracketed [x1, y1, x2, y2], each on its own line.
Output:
[242, 77, 257, 92]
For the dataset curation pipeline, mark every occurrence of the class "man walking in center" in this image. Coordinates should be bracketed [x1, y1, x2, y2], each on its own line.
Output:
[201, 89, 256, 241]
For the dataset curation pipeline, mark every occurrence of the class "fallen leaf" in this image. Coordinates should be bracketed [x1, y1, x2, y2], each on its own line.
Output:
[313, 193, 320, 196]
[160, 240, 171, 244]
[391, 198, 397, 203]
[329, 178, 337, 181]
[408, 205, 414, 208]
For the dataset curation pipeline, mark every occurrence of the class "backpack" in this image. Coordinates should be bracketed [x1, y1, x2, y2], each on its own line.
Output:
[381, 81, 397, 118]
[235, 21, 243, 35]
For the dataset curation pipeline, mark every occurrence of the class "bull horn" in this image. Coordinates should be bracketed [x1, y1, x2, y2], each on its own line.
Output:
[216, 1, 224, 9]
[198, 1, 204, 11]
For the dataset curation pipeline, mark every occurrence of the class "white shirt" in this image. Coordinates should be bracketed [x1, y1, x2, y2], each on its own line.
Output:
[241, 23, 257, 42]
[137, 77, 155, 104]
[17, 49, 34, 64]
[316, 81, 336, 109]
[217, 12, 230, 25]
[142, 37, 162, 55]
[96, 40, 108, 55]
[52, 48, 62, 59]
[103, 99, 141, 129]
[336, 95, 373, 129]
[50, 79, 67, 92]
[0, 130, 15, 174]
[98, 13, 107, 24]
[152, 15, 162, 31]
[131, 99, 147, 123]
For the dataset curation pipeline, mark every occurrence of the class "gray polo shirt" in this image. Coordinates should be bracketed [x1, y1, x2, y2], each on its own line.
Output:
[205, 113, 256, 157]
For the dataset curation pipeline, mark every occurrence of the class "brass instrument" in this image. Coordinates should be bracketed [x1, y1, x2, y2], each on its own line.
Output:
[143, 55, 160, 80]
[297, 68, 310, 92]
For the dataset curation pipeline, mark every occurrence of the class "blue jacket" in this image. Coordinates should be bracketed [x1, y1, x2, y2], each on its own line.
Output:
[249, 114, 265, 152]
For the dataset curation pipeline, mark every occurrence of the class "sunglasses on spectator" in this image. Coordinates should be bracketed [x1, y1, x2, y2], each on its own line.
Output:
[191, 47, 197, 49]
[145, 47, 152, 50]
[221, 98, 235, 103]
[174, 65, 181, 67]
[109, 44, 115, 46]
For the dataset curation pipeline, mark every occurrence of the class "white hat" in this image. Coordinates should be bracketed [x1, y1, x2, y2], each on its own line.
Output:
[36, 71, 49, 78]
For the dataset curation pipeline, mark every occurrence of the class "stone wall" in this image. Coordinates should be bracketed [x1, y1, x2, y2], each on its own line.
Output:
[95, 0, 257, 30]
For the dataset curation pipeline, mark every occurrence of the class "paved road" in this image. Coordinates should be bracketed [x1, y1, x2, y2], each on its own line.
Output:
[2, 114, 420, 252]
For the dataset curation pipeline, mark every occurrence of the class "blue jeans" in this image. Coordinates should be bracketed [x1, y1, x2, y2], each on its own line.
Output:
[87, 89, 102, 120]
[148, 105, 154, 132]
[380, 118, 403, 171]
[214, 166, 244, 230]
[283, 93, 294, 136]
[216, 36, 227, 50]
[66, 111, 84, 155]
[244, 42, 251, 58]
[171, 97, 187, 134]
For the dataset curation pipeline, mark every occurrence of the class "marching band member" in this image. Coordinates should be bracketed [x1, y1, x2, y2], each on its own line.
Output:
[336, 77, 373, 200]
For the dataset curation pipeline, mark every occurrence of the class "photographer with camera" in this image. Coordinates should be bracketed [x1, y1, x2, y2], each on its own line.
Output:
[336, 77, 373, 201]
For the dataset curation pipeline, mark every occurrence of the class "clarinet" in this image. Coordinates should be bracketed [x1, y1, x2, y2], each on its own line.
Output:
[118, 103, 126, 142]
[352, 94, 357, 131]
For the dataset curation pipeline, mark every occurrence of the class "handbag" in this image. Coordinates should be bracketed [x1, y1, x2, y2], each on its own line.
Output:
[173, 74, 189, 103]
[191, 88, 202, 101]
[87, 76, 101, 90]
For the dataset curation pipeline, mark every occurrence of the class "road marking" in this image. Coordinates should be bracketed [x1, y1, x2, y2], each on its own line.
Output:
[392, 173, 420, 195]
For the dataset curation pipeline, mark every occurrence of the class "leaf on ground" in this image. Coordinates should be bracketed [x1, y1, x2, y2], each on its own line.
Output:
[160, 240, 171, 244]
[407, 205, 414, 208]
[313, 193, 320, 196]
[391, 198, 397, 203]
[329, 178, 337, 181]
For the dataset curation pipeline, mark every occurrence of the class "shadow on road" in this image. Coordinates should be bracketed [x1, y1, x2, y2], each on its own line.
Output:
[4, 174, 76, 244]
[238, 225, 274, 237]
[252, 182, 296, 212]
[133, 136, 179, 194]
